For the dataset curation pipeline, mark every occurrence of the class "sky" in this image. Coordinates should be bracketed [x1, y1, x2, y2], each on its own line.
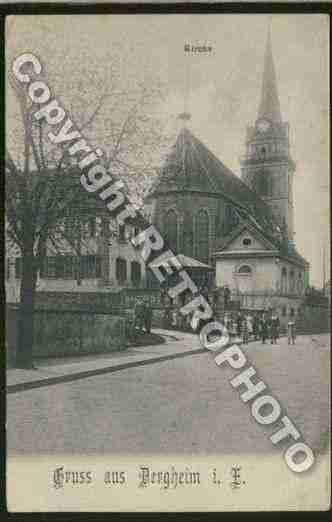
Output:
[6, 14, 330, 287]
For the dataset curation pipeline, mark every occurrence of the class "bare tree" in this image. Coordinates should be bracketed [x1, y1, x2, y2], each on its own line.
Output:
[6, 59, 166, 368]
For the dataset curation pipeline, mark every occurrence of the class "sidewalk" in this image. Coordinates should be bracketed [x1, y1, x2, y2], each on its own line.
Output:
[7, 329, 204, 393]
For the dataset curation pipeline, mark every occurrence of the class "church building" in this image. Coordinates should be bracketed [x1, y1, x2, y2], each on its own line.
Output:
[147, 32, 309, 320]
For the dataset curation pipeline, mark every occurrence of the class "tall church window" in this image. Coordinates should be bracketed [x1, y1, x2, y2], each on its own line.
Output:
[131, 261, 141, 287]
[116, 257, 127, 285]
[164, 209, 178, 252]
[195, 210, 209, 264]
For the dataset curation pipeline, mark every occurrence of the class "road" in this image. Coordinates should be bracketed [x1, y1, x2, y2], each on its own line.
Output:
[7, 334, 330, 455]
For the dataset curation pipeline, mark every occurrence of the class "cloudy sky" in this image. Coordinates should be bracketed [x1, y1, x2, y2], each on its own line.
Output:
[7, 14, 329, 287]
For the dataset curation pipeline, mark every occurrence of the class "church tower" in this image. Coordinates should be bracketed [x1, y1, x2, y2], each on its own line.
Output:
[241, 30, 296, 240]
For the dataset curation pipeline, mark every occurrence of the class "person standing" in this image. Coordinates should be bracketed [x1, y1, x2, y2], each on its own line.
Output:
[270, 313, 279, 344]
[253, 313, 260, 341]
[143, 303, 153, 334]
[275, 314, 281, 339]
[246, 313, 253, 341]
[241, 315, 249, 345]
[260, 314, 268, 344]
[134, 298, 144, 333]
[287, 318, 296, 345]
[236, 313, 242, 338]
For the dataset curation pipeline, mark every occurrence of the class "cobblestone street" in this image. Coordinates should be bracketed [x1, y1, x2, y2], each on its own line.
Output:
[7, 333, 330, 456]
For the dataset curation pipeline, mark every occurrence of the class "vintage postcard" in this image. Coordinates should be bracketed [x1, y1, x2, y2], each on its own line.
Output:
[5, 13, 330, 511]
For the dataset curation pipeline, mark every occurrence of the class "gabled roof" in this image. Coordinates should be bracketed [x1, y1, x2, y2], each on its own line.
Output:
[147, 127, 280, 237]
[214, 221, 278, 253]
[213, 220, 309, 268]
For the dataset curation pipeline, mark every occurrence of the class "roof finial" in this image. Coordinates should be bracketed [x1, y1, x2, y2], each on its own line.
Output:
[178, 111, 191, 123]
[178, 44, 192, 129]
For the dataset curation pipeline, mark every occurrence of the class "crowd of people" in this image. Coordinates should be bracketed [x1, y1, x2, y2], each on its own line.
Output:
[133, 295, 297, 346]
[222, 310, 296, 346]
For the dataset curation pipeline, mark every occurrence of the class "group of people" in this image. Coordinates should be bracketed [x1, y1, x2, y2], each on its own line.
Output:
[222, 311, 296, 346]
[133, 295, 297, 346]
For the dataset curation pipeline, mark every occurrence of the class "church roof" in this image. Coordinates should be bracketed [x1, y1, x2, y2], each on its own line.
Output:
[257, 29, 282, 125]
[149, 253, 213, 270]
[147, 126, 280, 239]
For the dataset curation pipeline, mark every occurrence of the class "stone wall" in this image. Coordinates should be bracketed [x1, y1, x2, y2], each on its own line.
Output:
[6, 305, 127, 364]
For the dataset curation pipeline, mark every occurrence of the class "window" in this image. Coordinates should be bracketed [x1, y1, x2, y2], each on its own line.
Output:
[131, 261, 141, 287]
[81, 255, 101, 279]
[88, 218, 96, 238]
[237, 265, 252, 275]
[242, 238, 252, 247]
[290, 270, 295, 293]
[64, 217, 73, 238]
[290, 307, 294, 317]
[40, 255, 101, 279]
[119, 225, 125, 242]
[164, 209, 178, 252]
[116, 258, 127, 285]
[297, 272, 303, 295]
[195, 210, 209, 263]
[6, 260, 10, 280]
[281, 267, 287, 293]
[41, 257, 56, 278]
[15, 258, 22, 279]
[282, 306, 287, 317]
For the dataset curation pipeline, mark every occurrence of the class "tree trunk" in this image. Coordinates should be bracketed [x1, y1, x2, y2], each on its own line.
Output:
[15, 247, 37, 369]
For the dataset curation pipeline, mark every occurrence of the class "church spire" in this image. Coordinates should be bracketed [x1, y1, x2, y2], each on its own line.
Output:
[257, 28, 282, 125]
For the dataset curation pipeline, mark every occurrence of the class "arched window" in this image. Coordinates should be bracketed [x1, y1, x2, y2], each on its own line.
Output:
[195, 210, 209, 263]
[116, 258, 127, 285]
[164, 209, 178, 252]
[237, 265, 252, 275]
[131, 261, 141, 287]
[281, 267, 287, 294]
[290, 270, 295, 294]
[297, 272, 303, 295]
[236, 265, 253, 294]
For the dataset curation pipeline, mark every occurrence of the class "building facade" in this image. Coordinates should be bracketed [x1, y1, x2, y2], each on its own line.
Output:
[6, 217, 146, 304]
